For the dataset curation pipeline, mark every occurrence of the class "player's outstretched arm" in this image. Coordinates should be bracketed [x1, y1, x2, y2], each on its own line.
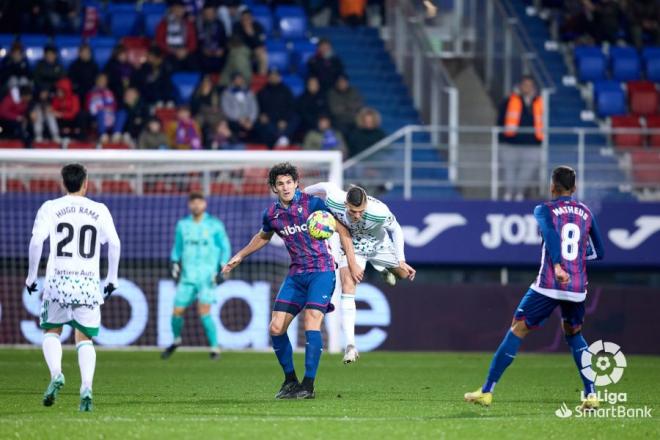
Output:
[335, 220, 363, 283]
[222, 230, 273, 275]
[25, 202, 50, 289]
[302, 182, 331, 199]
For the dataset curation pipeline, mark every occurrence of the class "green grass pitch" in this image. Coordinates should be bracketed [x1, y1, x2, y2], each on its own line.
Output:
[1, 349, 658, 439]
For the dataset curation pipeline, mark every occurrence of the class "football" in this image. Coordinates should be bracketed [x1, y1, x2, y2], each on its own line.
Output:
[306, 210, 336, 240]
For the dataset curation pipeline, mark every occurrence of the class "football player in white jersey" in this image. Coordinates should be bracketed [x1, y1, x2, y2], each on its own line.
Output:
[304, 182, 415, 364]
[25, 163, 121, 412]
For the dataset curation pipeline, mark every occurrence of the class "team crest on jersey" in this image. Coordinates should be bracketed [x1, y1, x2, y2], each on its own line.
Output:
[297, 206, 303, 214]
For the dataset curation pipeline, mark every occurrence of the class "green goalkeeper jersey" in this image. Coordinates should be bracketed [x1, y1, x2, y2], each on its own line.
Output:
[170, 213, 231, 284]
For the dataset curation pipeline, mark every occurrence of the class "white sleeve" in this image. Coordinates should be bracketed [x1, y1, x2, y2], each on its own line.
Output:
[26, 203, 50, 285]
[384, 212, 406, 262]
[302, 182, 332, 199]
[101, 206, 121, 286]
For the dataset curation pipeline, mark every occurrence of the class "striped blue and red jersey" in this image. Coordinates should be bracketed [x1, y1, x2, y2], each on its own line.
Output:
[531, 196, 605, 302]
[261, 189, 335, 275]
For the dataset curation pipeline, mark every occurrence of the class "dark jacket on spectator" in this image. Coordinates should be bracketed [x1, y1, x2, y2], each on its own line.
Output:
[232, 20, 266, 49]
[68, 56, 99, 100]
[257, 82, 295, 123]
[0, 54, 31, 89]
[307, 54, 344, 93]
[131, 62, 174, 105]
[138, 128, 169, 149]
[121, 98, 148, 139]
[296, 89, 328, 134]
[328, 85, 363, 132]
[33, 59, 64, 92]
[347, 126, 385, 157]
[104, 57, 134, 103]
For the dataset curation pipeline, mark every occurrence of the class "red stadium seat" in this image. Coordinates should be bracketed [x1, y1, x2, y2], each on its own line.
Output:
[102, 142, 131, 149]
[102, 180, 133, 194]
[33, 140, 62, 149]
[0, 139, 24, 148]
[245, 143, 269, 151]
[628, 81, 658, 116]
[647, 115, 660, 148]
[611, 115, 643, 149]
[67, 141, 97, 149]
[273, 144, 301, 151]
[630, 150, 660, 185]
[241, 168, 270, 195]
[155, 107, 178, 127]
[144, 180, 182, 194]
[29, 179, 61, 193]
[121, 37, 150, 67]
[187, 180, 203, 193]
[210, 181, 239, 195]
[7, 178, 26, 192]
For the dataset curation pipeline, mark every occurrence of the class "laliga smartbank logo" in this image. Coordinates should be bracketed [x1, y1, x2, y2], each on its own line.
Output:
[555, 340, 653, 419]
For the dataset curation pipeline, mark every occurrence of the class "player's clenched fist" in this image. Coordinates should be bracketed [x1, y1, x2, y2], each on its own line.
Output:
[222, 255, 243, 274]
[554, 263, 570, 284]
[399, 261, 416, 281]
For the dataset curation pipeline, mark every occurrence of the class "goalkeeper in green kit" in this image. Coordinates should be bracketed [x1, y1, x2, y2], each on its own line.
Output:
[161, 192, 231, 360]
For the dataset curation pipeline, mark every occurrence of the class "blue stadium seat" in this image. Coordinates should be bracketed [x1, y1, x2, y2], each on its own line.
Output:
[266, 41, 290, 72]
[141, 2, 167, 15]
[172, 72, 201, 104]
[594, 80, 626, 117]
[610, 46, 640, 81]
[290, 39, 316, 74]
[282, 74, 304, 96]
[574, 46, 606, 82]
[108, 8, 140, 38]
[54, 36, 82, 48]
[59, 46, 79, 69]
[25, 46, 44, 67]
[250, 5, 273, 35]
[143, 12, 163, 38]
[275, 6, 307, 39]
[89, 37, 117, 69]
[0, 34, 15, 49]
[20, 35, 49, 47]
[642, 46, 660, 82]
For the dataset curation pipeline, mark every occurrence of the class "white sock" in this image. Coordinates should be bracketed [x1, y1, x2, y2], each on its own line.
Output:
[77, 341, 96, 393]
[42, 333, 62, 379]
[341, 294, 356, 347]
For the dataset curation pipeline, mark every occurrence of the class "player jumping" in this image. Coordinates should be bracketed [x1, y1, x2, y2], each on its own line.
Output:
[222, 162, 356, 399]
[161, 191, 231, 360]
[464, 166, 604, 409]
[304, 182, 415, 364]
[25, 163, 121, 412]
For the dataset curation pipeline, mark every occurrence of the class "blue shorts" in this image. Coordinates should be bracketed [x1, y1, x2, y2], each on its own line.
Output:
[513, 289, 585, 329]
[273, 271, 336, 316]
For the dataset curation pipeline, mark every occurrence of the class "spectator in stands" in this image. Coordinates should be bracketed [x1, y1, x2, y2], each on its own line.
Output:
[167, 105, 202, 149]
[0, 85, 32, 142]
[232, 9, 268, 75]
[497, 75, 544, 201]
[198, 0, 228, 73]
[627, 0, 660, 48]
[296, 76, 329, 137]
[303, 114, 347, 155]
[307, 39, 344, 94]
[583, 0, 626, 44]
[51, 77, 81, 139]
[156, 0, 198, 71]
[33, 45, 64, 93]
[191, 74, 225, 146]
[48, 0, 80, 34]
[255, 68, 299, 147]
[0, 43, 32, 92]
[68, 43, 99, 101]
[31, 88, 60, 142]
[132, 46, 175, 108]
[104, 45, 134, 105]
[87, 73, 119, 143]
[210, 119, 239, 150]
[221, 72, 258, 142]
[116, 88, 148, 147]
[328, 73, 363, 135]
[138, 118, 169, 149]
[220, 35, 253, 86]
[339, 0, 367, 26]
[20, 1, 52, 34]
[347, 107, 385, 157]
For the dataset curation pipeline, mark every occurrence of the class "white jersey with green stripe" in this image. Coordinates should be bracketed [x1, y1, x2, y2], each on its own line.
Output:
[303, 182, 405, 260]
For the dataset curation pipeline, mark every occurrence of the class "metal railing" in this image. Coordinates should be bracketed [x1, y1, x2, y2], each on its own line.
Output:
[343, 125, 660, 202]
[385, 0, 459, 178]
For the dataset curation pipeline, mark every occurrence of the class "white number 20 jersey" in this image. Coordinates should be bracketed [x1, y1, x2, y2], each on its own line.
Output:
[26, 195, 121, 307]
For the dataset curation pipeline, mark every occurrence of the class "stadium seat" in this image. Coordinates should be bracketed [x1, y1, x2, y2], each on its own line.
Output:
[250, 6, 273, 35]
[593, 80, 626, 117]
[59, 46, 79, 69]
[20, 35, 48, 47]
[291, 39, 317, 74]
[210, 181, 238, 195]
[241, 168, 270, 195]
[627, 80, 658, 116]
[646, 115, 660, 148]
[611, 115, 643, 149]
[282, 74, 304, 96]
[144, 180, 181, 194]
[67, 141, 97, 149]
[6, 178, 26, 192]
[574, 46, 606, 82]
[29, 179, 61, 193]
[0, 139, 24, 148]
[90, 37, 117, 69]
[610, 46, 641, 81]
[630, 150, 660, 185]
[33, 141, 61, 149]
[266, 41, 290, 72]
[642, 46, 660, 82]
[171, 72, 201, 104]
[122, 37, 150, 67]
[25, 46, 44, 67]
[108, 7, 140, 38]
[101, 180, 133, 194]
[155, 107, 178, 126]
[275, 6, 307, 39]
[102, 142, 131, 149]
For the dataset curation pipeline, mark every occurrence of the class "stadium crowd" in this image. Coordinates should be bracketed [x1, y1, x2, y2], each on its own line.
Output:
[0, 0, 386, 158]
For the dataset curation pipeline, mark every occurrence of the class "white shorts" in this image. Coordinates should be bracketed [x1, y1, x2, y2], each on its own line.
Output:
[337, 243, 399, 272]
[39, 299, 101, 337]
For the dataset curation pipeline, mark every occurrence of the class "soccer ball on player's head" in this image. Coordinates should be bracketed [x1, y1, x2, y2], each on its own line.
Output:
[307, 210, 336, 240]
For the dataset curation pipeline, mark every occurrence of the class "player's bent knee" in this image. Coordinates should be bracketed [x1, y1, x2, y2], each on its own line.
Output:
[269, 320, 287, 336]
[563, 322, 582, 336]
[510, 320, 531, 338]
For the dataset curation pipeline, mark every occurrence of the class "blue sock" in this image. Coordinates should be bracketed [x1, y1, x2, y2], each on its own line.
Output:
[304, 330, 323, 382]
[482, 330, 523, 393]
[565, 332, 596, 395]
[271, 334, 295, 378]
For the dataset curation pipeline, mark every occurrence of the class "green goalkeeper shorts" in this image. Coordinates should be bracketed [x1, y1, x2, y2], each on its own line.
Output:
[174, 281, 217, 308]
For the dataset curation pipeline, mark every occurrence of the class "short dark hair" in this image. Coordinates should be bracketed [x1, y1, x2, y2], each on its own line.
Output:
[268, 162, 299, 187]
[346, 185, 367, 207]
[552, 165, 576, 191]
[189, 191, 205, 201]
[61, 163, 87, 193]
